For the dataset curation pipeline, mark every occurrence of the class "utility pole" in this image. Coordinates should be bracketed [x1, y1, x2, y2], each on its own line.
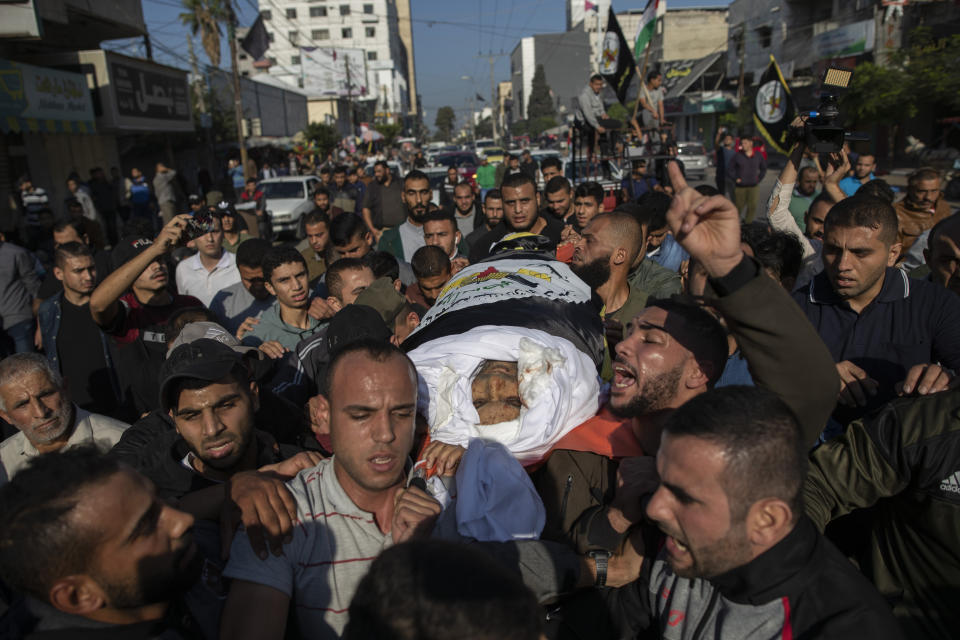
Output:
[489, 56, 498, 143]
[226, 4, 249, 179]
[346, 57, 354, 134]
[144, 33, 153, 60]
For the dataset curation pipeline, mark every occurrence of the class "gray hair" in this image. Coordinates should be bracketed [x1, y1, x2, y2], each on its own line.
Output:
[0, 354, 63, 411]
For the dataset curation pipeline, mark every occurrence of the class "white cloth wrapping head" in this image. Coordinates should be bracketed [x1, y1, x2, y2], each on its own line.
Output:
[408, 326, 600, 464]
[453, 439, 545, 541]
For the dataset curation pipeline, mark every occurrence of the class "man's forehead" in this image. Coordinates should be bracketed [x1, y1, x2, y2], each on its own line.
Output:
[503, 184, 535, 199]
[330, 351, 416, 396]
[658, 432, 726, 484]
[1, 369, 55, 395]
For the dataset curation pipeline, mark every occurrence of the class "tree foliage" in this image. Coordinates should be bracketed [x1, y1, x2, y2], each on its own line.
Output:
[179, 0, 228, 67]
[302, 122, 340, 157]
[475, 116, 493, 139]
[434, 106, 456, 141]
[527, 65, 556, 120]
[374, 122, 403, 147]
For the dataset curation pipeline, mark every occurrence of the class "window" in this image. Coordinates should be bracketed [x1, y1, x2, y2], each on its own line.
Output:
[340, 4, 351, 16]
[292, 55, 301, 64]
[239, 53, 248, 60]
[342, 27, 352, 38]
[756, 26, 772, 49]
[267, 32, 274, 43]
[310, 6, 327, 17]
[289, 31, 299, 45]
[363, 4, 374, 13]
[365, 27, 375, 38]
[312, 29, 329, 40]
[286, 8, 297, 19]
[268, 57, 277, 66]
[261, 9, 271, 20]
[367, 51, 377, 61]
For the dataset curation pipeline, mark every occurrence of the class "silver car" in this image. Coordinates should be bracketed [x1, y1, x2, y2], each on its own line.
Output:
[259, 176, 321, 237]
[678, 142, 710, 180]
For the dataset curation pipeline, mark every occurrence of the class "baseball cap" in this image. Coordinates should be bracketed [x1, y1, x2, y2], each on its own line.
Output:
[158, 338, 246, 412]
[489, 232, 555, 257]
[326, 305, 391, 356]
[188, 194, 203, 205]
[167, 321, 261, 358]
[111, 235, 154, 270]
[354, 277, 406, 326]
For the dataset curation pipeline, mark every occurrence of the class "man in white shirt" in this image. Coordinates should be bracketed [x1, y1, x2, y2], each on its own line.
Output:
[221, 340, 442, 640]
[174, 212, 240, 306]
[0, 354, 128, 483]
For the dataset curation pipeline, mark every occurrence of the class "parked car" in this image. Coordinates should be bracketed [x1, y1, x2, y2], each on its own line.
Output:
[677, 142, 709, 180]
[479, 146, 505, 164]
[259, 175, 321, 238]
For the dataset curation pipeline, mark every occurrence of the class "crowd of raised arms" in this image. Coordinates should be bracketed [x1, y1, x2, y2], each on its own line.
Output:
[0, 98, 958, 640]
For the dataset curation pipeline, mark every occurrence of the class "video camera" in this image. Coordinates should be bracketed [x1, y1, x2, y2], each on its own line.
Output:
[796, 66, 867, 154]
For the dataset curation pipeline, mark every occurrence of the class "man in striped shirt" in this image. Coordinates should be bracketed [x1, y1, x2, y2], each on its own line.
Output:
[221, 340, 441, 639]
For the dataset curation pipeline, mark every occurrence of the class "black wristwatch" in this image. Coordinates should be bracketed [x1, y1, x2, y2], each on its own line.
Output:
[588, 550, 611, 587]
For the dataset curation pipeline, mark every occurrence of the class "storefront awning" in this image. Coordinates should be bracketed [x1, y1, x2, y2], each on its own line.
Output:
[0, 58, 96, 134]
[665, 52, 724, 99]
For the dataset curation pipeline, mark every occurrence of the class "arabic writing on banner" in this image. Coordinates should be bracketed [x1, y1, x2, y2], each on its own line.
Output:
[414, 259, 593, 334]
[111, 62, 190, 121]
[0, 58, 94, 122]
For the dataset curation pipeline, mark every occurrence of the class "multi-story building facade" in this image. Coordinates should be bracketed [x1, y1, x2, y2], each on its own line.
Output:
[256, 0, 415, 126]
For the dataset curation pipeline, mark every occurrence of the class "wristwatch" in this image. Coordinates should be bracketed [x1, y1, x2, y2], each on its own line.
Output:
[588, 550, 611, 587]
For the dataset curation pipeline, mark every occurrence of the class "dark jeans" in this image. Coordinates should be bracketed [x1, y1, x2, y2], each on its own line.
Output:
[581, 118, 622, 158]
[1, 318, 35, 356]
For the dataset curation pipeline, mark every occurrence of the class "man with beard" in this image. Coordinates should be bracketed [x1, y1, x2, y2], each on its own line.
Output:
[544, 176, 575, 223]
[449, 182, 483, 237]
[377, 170, 432, 263]
[38, 242, 124, 417]
[0, 353, 128, 482]
[329, 165, 359, 214]
[422, 210, 468, 270]
[90, 217, 204, 414]
[300, 210, 331, 284]
[210, 239, 276, 336]
[894, 168, 954, 254]
[793, 195, 960, 425]
[361, 161, 405, 242]
[838, 153, 876, 197]
[530, 163, 839, 637]
[464, 190, 504, 256]
[570, 212, 647, 328]
[0, 447, 203, 637]
[406, 246, 450, 308]
[468, 173, 563, 263]
[221, 340, 442, 640]
[311, 187, 343, 219]
[633, 387, 903, 639]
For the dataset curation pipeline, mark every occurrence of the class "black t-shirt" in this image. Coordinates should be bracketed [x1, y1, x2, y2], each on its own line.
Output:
[58, 298, 119, 414]
[468, 215, 565, 263]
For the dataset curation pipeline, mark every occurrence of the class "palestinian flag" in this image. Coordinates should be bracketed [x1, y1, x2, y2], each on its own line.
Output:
[753, 54, 797, 154]
[633, 0, 660, 61]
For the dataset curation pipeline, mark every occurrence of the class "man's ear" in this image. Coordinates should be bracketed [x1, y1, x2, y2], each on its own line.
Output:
[613, 246, 628, 267]
[264, 281, 277, 297]
[684, 357, 713, 391]
[392, 278, 402, 292]
[248, 379, 260, 413]
[887, 242, 903, 267]
[49, 576, 106, 616]
[310, 394, 330, 437]
[745, 497, 793, 549]
[53, 267, 65, 283]
[326, 296, 343, 312]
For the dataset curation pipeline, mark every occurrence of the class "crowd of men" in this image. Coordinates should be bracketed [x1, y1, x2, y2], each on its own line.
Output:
[0, 123, 958, 640]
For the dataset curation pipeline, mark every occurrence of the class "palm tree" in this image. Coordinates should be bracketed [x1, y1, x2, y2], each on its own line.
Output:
[179, 0, 229, 68]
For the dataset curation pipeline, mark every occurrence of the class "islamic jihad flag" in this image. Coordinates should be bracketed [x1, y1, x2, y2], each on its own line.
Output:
[599, 8, 636, 105]
[753, 54, 797, 154]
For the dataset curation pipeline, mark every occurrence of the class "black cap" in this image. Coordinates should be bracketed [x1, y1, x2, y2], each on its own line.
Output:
[111, 235, 154, 270]
[159, 339, 244, 411]
[188, 194, 203, 205]
[327, 305, 391, 357]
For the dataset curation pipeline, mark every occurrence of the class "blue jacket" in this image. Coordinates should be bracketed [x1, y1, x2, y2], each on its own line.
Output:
[38, 291, 122, 403]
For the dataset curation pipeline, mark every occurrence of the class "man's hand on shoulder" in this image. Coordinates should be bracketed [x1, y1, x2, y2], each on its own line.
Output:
[221, 470, 299, 561]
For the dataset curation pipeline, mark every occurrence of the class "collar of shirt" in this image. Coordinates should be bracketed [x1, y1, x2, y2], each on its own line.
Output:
[188, 250, 232, 273]
[807, 267, 909, 307]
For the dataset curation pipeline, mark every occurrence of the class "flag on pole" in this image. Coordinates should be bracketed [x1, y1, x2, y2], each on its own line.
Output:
[633, 0, 660, 62]
[476, 93, 486, 102]
[599, 8, 636, 104]
[585, 1, 598, 12]
[240, 14, 270, 60]
[753, 54, 797, 154]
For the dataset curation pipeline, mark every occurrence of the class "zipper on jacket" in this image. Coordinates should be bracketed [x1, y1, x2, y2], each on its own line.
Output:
[691, 588, 721, 639]
[559, 474, 574, 525]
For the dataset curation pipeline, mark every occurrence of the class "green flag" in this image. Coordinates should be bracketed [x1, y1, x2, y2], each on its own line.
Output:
[633, 0, 660, 61]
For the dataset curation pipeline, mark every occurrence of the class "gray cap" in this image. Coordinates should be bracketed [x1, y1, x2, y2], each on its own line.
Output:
[166, 321, 261, 359]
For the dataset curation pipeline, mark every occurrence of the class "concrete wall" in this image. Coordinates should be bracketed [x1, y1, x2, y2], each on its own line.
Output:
[22, 132, 120, 215]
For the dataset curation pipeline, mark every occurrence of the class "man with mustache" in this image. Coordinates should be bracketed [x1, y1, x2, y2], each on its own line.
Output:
[894, 168, 954, 254]
[90, 216, 204, 414]
[377, 170, 432, 263]
[0, 354, 128, 482]
[531, 163, 839, 636]
[361, 161, 405, 243]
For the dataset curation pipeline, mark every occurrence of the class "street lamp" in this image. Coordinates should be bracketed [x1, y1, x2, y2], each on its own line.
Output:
[461, 75, 476, 147]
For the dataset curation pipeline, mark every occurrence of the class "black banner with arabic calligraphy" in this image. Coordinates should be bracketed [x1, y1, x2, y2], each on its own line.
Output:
[752, 56, 796, 155]
[111, 62, 190, 121]
[599, 8, 636, 105]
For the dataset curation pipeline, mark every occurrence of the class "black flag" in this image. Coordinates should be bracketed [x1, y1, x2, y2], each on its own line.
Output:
[599, 8, 636, 105]
[241, 14, 270, 60]
[753, 55, 797, 154]
[475, 93, 486, 102]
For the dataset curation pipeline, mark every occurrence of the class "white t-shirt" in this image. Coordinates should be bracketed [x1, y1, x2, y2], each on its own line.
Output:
[174, 251, 241, 307]
[398, 220, 426, 263]
[223, 457, 392, 638]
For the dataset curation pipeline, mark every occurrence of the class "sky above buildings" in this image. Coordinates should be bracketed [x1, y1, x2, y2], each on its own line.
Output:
[111, 0, 731, 130]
